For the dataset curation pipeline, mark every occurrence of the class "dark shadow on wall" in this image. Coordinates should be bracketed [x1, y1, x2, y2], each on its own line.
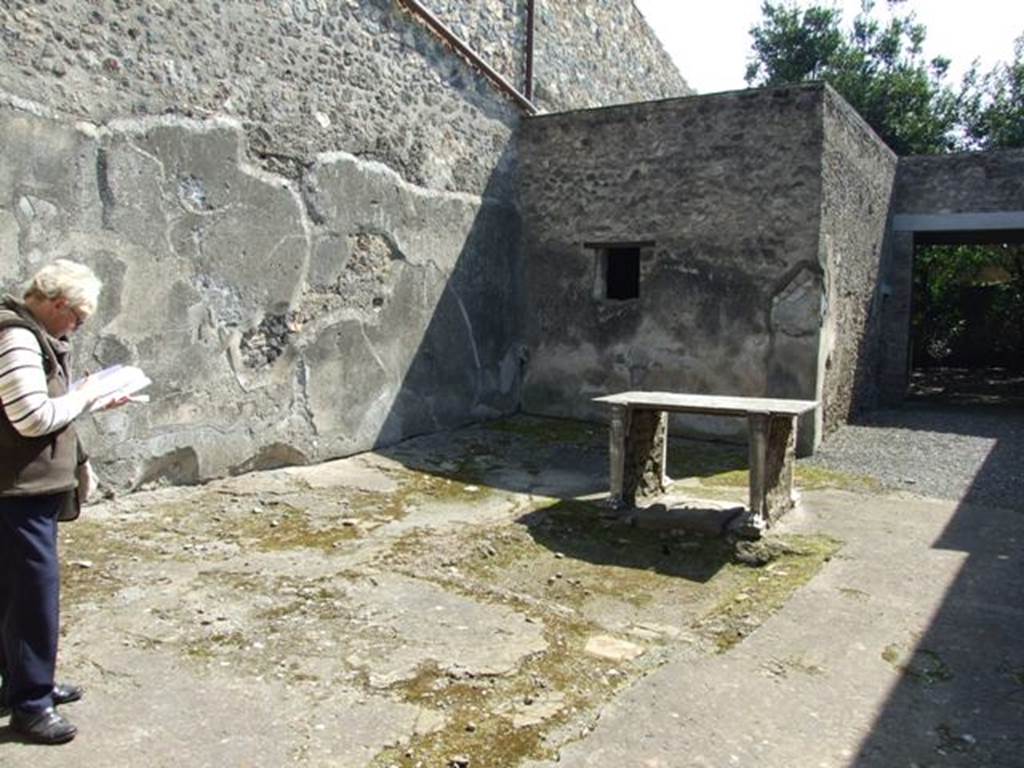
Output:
[364, 141, 526, 454]
[851, 402, 1024, 766]
[345, 4, 529, 452]
[829, 202, 897, 435]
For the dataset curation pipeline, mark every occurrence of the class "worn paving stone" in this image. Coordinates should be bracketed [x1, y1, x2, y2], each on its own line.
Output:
[583, 635, 645, 662]
[345, 573, 548, 688]
[0, 415, 847, 766]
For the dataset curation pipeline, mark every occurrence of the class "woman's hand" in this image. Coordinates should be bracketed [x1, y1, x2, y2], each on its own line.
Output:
[72, 374, 107, 410]
[73, 377, 133, 412]
[98, 395, 132, 411]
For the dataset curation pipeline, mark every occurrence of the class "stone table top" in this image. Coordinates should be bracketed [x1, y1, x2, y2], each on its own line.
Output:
[593, 391, 819, 417]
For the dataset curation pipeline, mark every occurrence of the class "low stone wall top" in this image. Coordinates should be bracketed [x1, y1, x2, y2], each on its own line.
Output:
[894, 149, 1024, 214]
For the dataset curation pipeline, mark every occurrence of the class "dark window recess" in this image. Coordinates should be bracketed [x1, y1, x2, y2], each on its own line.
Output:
[605, 247, 640, 300]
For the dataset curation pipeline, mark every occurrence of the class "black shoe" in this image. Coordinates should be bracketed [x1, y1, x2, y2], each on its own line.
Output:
[53, 682, 84, 706]
[10, 706, 78, 744]
[0, 682, 83, 717]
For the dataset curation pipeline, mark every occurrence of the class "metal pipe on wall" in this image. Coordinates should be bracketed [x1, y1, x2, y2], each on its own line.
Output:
[525, 0, 535, 101]
[397, 0, 539, 115]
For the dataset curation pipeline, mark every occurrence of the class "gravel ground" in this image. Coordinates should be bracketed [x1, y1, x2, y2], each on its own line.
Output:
[804, 402, 1024, 510]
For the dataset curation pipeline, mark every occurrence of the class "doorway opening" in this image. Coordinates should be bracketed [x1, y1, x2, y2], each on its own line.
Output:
[909, 229, 1024, 404]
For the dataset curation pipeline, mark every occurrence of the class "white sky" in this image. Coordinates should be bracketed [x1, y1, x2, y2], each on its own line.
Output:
[634, 0, 1024, 94]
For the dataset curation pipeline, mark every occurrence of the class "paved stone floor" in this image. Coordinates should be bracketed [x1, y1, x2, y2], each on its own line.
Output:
[2, 412, 1021, 767]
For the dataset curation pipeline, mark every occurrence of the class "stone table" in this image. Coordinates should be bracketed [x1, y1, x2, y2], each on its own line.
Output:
[593, 392, 819, 536]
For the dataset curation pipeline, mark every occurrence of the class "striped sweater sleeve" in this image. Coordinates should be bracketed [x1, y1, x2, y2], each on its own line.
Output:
[0, 326, 89, 437]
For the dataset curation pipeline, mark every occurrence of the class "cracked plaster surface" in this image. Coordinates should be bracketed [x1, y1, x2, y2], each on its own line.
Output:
[0, 96, 524, 489]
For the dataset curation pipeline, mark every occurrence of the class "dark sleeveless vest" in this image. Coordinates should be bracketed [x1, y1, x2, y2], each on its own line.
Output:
[0, 295, 81, 498]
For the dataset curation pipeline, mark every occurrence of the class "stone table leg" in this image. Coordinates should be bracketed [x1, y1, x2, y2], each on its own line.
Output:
[763, 413, 797, 520]
[741, 412, 797, 536]
[620, 408, 668, 507]
[608, 404, 628, 508]
[744, 412, 770, 536]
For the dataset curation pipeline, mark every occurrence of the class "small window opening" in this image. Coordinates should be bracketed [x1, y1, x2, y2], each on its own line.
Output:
[605, 247, 640, 300]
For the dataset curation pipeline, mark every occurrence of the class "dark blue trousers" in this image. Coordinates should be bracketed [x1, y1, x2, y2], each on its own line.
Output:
[0, 493, 62, 714]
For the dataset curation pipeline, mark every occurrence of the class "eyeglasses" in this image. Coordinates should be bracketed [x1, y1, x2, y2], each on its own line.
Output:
[66, 304, 88, 330]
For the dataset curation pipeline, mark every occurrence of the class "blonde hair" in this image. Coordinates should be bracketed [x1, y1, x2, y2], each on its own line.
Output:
[24, 259, 103, 317]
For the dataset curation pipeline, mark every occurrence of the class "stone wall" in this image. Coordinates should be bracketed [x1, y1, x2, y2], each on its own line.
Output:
[1, 102, 524, 487]
[0, 0, 520, 196]
[0, 0, 685, 489]
[425, 0, 528, 94]
[817, 88, 897, 435]
[893, 149, 1024, 214]
[425, 1, 691, 111]
[877, 148, 1024, 402]
[531, 0, 692, 108]
[518, 85, 828, 450]
[0, 0, 688, 194]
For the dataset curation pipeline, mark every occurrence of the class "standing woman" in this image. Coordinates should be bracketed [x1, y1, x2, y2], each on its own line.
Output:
[0, 259, 116, 744]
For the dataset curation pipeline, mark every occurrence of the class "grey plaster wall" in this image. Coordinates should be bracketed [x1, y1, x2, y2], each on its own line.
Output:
[1, 99, 523, 488]
[518, 85, 828, 449]
[817, 88, 896, 435]
[0, 1, 687, 488]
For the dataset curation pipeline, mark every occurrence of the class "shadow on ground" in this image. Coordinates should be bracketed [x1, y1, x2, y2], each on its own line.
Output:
[0, 413, 843, 767]
[839, 393, 1024, 766]
[908, 365, 1024, 408]
[516, 501, 735, 583]
[377, 413, 754, 503]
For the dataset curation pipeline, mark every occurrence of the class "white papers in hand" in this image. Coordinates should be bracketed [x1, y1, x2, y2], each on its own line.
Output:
[71, 364, 152, 412]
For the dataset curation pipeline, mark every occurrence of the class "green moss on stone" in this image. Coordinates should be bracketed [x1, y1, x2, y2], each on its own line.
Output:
[483, 415, 604, 446]
[695, 534, 841, 652]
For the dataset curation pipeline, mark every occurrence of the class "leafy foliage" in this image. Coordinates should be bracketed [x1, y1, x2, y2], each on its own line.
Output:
[913, 244, 1024, 369]
[745, 0, 961, 155]
[962, 34, 1024, 149]
[744, 4, 845, 85]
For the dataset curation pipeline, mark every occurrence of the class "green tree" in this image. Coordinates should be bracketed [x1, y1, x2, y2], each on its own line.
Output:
[745, 0, 961, 155]
[963, 33, 1024, 149]
[913, 244, 1024, 369]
